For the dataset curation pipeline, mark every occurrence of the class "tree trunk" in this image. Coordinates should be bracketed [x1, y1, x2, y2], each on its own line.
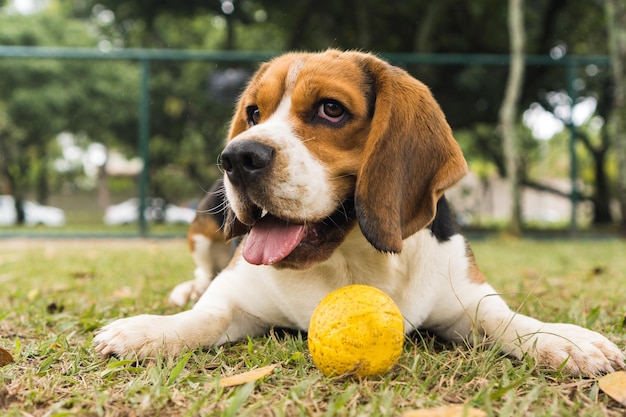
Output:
[413, 0, 451, 53]
[576, 130, 613, 224]
[287, 0, 316, 50]
[0, 138, 27, 225]
[353, 0, 371, 49]
[224, 13, 235, 50]
[35, 155, 49, 204]
[605, 0, 626, 235]
[499, 0, 526, 236]
[591, 147, 613, 224]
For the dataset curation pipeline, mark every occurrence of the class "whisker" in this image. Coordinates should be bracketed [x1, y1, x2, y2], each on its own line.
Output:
[318, 197, 352, 231]
[300, 136, 318, 144]
[218, 201, 235, 232]
[209, 187, 226, 198]
[215, 153, 225, 174]
[197, 200, 229, 216]
[329, 173, 356, 180]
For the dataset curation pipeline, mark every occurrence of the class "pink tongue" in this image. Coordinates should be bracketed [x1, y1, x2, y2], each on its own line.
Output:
[243, 216, 306, 265]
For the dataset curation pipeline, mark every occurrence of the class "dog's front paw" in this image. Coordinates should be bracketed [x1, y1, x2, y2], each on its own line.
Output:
[523, 323, 625, 376]
[94, 314, 188, 359]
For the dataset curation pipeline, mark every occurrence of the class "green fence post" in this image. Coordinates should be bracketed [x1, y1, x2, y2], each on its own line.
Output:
[138, 58, 150, 237]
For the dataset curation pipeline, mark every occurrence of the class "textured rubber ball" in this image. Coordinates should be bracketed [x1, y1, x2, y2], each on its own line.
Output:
[308, 285, 404, 377]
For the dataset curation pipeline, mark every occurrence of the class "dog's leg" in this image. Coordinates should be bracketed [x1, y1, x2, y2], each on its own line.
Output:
[170, 180, 231, 307]
[95, 269, 263, 359]
[169, 235, 231, 306]
[94, 308, 231, 359]
[167, 266, 211, 306]
[471, 287, 625, 375]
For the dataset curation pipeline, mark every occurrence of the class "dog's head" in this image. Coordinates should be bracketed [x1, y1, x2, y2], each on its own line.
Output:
[220, 50, 467, 269]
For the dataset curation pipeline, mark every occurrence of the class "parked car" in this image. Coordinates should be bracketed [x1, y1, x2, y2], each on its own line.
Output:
[103, 197, 196, 225]
[0, 195, 66, 227]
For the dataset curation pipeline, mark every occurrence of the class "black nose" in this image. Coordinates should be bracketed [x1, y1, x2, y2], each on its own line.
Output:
[220, 140, 275, 187]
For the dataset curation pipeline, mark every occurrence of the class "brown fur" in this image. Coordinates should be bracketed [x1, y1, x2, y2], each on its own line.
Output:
[187, 214, 225, 253]
[465, 243, 487, 284]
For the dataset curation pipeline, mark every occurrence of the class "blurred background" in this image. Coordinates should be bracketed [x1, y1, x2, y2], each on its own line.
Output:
[1, 0, 625, 237]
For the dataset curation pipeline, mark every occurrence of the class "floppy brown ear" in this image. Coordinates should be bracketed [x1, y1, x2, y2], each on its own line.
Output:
[355, 58, 468, 253]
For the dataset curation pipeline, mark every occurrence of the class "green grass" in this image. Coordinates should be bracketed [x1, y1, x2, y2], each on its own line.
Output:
[0, 221, 189, 238]
[0, 238, 625, 416]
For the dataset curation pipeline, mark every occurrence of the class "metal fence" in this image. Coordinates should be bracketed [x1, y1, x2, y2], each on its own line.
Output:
[0, 46, 611, 237]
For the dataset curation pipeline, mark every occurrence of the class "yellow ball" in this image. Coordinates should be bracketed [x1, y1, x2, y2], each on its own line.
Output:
[308, 284, 404, 377]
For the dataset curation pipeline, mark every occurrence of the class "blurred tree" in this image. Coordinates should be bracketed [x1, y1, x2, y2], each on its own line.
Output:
[572, 91, 614, 225]
[70, 4, 274, 202]
[500, 0, 525, 235]
[605, 0, 626, 234]
[79, 0, 584, 127]
[0, 11, 138, 222]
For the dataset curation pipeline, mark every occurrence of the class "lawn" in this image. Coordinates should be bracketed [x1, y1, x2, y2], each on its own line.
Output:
[0, 237, 625, 416]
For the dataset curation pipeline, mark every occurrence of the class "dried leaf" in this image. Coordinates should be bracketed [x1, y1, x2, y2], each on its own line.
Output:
[71, 271, 94, 280]
[112, 286, 134, 299]
[599, 370, 626, 406]
[209, 364, 278, 388]
[402, 405, 486, 417]
[0, 347, 14, 367]
[27, 288, 40, 301]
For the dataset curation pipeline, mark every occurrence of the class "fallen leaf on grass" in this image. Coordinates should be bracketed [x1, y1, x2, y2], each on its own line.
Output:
[71, 271, 95, 280]
[27, 288, 40, 301]
[208, 364, 278, 388]
[0, 347, 14, 367]
[112, 286, 134, 299]
[402, 405, 486, 417]
[599, 370, 626, 406]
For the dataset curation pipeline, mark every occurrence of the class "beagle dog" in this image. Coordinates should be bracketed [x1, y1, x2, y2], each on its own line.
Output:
[95, 50, 624, 376]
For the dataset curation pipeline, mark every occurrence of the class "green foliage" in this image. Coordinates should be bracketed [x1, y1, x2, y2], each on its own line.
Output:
[0, 10, 138, 205]
[0, 13, 91, 47]
[107, 175, 136, 193]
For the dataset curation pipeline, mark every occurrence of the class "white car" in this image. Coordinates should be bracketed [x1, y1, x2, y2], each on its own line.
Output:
[164, 203, 197, 224]
[0, 195, 66, 227]
[104, 198, 196, 225]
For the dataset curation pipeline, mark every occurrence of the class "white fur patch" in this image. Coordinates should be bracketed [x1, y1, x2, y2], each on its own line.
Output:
[286, 59, 304, 91]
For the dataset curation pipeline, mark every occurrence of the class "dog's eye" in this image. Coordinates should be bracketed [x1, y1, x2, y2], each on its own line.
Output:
[247, 106, 261, 126]
[318, 100, 346, 123]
